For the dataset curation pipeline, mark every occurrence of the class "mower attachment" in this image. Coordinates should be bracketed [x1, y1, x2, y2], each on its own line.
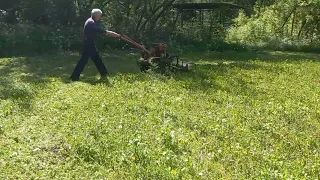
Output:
[137, 43, 195, 73]
[120, 35, 195, 73]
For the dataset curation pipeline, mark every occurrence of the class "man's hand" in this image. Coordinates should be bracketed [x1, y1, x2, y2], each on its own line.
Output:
[106, 31, 120, 38]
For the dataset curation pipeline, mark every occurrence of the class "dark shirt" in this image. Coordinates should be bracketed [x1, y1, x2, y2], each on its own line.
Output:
[84, 17, 106, 41]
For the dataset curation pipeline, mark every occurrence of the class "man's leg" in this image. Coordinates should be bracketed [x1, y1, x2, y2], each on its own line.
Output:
[90, 49, 109, 77]
[70, 49, 90, 81]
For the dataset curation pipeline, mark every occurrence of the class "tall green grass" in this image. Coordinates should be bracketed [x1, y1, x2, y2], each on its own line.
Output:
[1, 51, 320, 179]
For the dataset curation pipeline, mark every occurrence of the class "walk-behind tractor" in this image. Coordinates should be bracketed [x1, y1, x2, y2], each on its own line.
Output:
[120, 35, 195, 73]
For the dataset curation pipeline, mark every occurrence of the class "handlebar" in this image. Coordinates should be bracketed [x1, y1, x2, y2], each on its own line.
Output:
[119, 34, 149, 53]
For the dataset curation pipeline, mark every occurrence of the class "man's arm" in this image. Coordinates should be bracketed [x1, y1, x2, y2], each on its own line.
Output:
[89, 22, 120, 38]
[87, 21, 107, 33]
[106, 30, 120, 38]
[87, 21, 120, 37]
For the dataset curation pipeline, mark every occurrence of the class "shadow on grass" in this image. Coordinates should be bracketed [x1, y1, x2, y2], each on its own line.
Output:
[1, 50, 319, 107]
[0, 58, 35, 110]
[171, 51, 320, 93]
[0, 51, 141, 111]
[130, 51, 319, 94]
[1, 51, 141, 84]
[181, 51, 320, 63]
[163, 62, 259, 95]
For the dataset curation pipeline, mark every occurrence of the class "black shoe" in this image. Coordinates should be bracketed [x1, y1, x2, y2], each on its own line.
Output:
[98, 74, 112, 85]
[99, 73, 109, 80]
[101, 72, 109, 77]
[70, 76, 80, 82]
[98, 75, 108, 81]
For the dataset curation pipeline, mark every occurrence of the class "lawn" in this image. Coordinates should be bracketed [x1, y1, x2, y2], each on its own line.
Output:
[0, 50, 320, 179]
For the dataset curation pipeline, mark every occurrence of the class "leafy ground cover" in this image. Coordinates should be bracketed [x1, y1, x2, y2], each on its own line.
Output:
[0, 51, 320, 179]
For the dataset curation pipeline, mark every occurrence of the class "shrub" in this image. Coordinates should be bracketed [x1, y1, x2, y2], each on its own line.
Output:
[170, 24, 248, 52]
[226, 5, 320, 53]
[0, 23, 86, 57]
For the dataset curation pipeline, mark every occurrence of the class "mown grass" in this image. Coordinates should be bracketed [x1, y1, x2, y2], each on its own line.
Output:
[1, 50, 320, 179]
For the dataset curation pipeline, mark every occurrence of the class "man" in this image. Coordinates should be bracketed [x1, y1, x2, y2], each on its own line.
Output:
[70, 9, 120, 81]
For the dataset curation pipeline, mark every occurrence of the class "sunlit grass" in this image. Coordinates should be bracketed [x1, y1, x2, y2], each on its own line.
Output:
[1, 51, 320, 179]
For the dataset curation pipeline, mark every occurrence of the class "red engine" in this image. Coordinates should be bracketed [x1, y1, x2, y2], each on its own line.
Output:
[157, 43, 168, 52]
[120, 34, 193, 73]
[142, 43, 168, 60]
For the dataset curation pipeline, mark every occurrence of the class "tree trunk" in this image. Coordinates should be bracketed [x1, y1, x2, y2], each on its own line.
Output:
[148, 0, 175, 32]
[139, 0, 174, 32]
[298, 20, 306, 39]
[291, 9, 295, 37]
[280, 5, 297, 33]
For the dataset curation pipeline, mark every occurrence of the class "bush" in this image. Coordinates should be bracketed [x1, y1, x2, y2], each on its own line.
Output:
[0, 23, 86, 57]
[0, 22, 134, 57]
[169, 25, 248, 52]
[0, 23, 56, 56]
[226, 7, 320, 53]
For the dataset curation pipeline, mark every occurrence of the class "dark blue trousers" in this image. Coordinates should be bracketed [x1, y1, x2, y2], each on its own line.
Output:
[70, 40, 108, 80]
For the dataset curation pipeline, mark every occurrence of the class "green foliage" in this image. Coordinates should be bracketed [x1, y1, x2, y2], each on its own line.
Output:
[1, 0, 319, 55]
[227, 0, 320, 52]
[172, 24, 248, 52]
[0, 23, 57, 56]
[1, 51, 320, 178]
[0, 23, 85, 57]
